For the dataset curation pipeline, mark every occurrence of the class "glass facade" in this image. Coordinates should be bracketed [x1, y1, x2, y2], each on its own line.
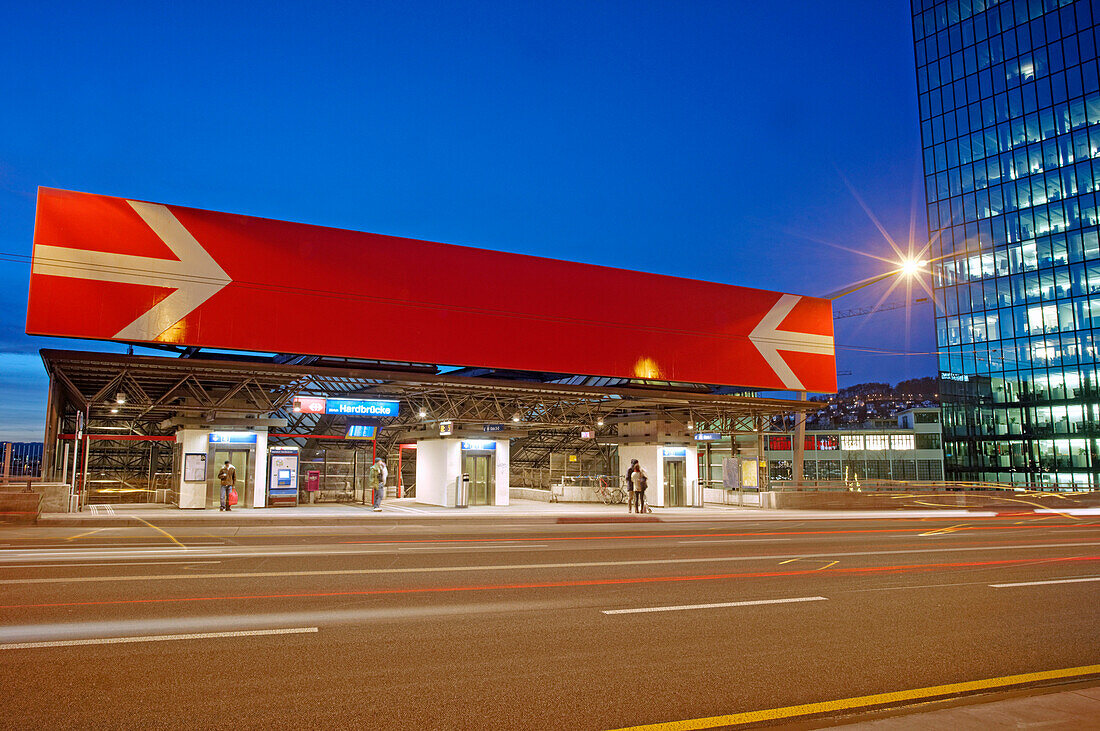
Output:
[912, 0, 1100, 488]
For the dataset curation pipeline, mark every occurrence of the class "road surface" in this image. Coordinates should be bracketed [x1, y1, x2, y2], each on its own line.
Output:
[1, 513, 1098, 729]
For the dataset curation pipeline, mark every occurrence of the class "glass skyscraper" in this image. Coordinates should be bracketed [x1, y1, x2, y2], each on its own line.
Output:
[912, 0, 1100, 488]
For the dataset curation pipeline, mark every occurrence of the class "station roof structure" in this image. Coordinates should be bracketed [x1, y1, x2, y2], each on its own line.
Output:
[41, 349, 816, 467]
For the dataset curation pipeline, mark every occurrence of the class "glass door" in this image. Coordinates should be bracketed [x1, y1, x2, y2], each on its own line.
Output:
[664, 458, 686, 506]
[208, 449, 251, 508]
[463, 453, 494, 505]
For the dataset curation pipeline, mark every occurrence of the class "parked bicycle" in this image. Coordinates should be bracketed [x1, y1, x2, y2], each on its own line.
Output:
[591, 475, 626, 504]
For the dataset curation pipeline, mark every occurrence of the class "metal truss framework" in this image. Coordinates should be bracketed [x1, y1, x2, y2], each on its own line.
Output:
[40, 349, 815, 477]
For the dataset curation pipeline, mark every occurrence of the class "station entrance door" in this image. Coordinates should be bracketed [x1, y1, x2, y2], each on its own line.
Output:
[207, 448, 254, 508]
[664, 457, 686, 507]
[462, 451, 495, 506]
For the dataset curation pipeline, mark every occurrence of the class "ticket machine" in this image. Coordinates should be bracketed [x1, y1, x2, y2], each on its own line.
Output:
[267, 446, 300, 507]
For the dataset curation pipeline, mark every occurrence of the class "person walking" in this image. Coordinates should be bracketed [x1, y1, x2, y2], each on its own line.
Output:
[625, 459, 638, 513]
[369, 457, 388, 512]
[218, 460, 236, 511]
[630, 461, 650, 514]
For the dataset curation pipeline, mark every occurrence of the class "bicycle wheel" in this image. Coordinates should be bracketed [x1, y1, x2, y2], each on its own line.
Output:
[611, 488, 625, 504]
[600, 487, 613, 504]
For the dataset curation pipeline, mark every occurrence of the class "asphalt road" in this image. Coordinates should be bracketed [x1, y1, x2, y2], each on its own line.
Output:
[1, 514, 1098, 729]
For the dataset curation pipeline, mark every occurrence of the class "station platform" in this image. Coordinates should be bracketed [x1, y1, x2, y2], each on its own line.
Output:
[26, 498, 1033, 528]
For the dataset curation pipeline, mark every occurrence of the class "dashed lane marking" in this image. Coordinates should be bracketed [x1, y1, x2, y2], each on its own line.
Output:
[602, 596, 826, 615]
[990, 576, 1100, 588]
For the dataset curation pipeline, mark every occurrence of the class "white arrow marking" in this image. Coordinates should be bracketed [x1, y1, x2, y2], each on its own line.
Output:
[748, 294, 835, 391]
[32, 201, 232, 341]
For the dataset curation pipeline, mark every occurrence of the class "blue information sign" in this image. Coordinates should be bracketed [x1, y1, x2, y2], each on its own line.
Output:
[483, 424, 505, 432]
[325, 399, 399, 417]
[661, 447, 688, 457]
[693, 433, 722, 441]
[461, 440, 497, 450]
[346, 424, 377, 440]
[209, 432, 258, 444]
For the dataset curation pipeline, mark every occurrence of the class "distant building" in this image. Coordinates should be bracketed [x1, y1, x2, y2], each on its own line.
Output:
[912, 0, 1100, 488]
[765, 408, 945, 484]
[2, 442, 43, 479]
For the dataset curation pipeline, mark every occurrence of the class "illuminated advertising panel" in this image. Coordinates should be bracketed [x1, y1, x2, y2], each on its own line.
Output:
[26, 188, 835, 391]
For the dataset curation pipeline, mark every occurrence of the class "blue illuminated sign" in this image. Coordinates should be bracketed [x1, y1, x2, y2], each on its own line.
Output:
[461, 440, 496, 450]
[346, 424, 378, 439]
[661, 447, 687, 457]
[483, 424, 505, 432]
[209, 432, 258, 444]
[693, 433, 722, 441]
[325, 399, 399, 417]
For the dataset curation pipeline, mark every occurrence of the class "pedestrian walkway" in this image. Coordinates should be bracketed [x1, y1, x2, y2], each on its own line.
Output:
[21, 498, 1031, 528]
[830, 683, 1100, 729]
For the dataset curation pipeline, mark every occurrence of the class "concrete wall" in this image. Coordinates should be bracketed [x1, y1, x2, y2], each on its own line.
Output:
[618, 444, 698, 507]
[493, 439, 510, 506]
[415, 439, 460, 507]
[177, 429, 208, 509]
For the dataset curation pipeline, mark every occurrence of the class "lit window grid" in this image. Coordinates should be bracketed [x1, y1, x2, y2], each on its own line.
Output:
[912, 0, 1100, 488]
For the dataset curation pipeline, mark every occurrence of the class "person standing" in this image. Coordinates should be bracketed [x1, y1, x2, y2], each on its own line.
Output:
[218, 460, 236, 511]
[369, 457, 388, 512]
[625, 459, 638, 513]
[630, 462, 649, 514]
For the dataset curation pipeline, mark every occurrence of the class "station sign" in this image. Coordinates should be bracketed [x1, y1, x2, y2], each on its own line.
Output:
[26, 188, 836, 392]
[579, 430, 595, 439]
[325, 398, 399, 417]
[693, 432, 722, 441]
[483, 424, 505, 432]
[209, 432, 258, 444]
[439, 421, 453, 436]
[292, 396, 327, 414]
[461, 440, 496, 450]
[661, 447, 688, 457]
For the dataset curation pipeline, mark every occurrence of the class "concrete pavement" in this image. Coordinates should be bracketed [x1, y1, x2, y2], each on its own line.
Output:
[29, 497, 1080, 528]
[1, 513, 1098, 728]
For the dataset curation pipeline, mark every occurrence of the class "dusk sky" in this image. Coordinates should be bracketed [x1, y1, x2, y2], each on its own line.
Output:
[0, 1, 934, 441]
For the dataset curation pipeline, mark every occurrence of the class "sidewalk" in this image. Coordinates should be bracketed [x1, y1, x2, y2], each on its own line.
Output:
[20, 498, 1039, 528]
[828, 683, 1100, 729]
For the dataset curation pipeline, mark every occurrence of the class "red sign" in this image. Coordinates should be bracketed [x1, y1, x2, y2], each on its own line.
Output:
[27, 188, 836, 391]
[292, 396, 327, 414]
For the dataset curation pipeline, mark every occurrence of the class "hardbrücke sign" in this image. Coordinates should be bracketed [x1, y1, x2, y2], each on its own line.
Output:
[27, 188, 836, 392]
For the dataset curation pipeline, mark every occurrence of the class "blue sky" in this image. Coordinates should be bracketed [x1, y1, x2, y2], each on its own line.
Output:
[0, 1, 934, 441]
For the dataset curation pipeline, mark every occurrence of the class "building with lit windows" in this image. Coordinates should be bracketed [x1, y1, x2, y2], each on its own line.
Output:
[750, 408, 945, 486]
[912, 0, 1100, 488]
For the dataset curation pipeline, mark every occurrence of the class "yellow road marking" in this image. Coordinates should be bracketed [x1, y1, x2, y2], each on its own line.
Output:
[816, 561, 838, 571]
[607, 664, 1100, 730]
[65, 528, 107, 542]
[918, 523, 968, 536]
[779, 558, 799, 565]
[132, 517, 186, 549]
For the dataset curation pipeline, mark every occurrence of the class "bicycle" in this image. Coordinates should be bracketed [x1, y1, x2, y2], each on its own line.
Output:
[591, 476, 626, 504]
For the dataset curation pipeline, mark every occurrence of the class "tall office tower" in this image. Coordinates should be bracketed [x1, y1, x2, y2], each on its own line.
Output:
[912, 0, 1100, 488]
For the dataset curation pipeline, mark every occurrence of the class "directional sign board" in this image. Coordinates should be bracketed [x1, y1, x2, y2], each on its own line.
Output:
[26, 188, 836, 392]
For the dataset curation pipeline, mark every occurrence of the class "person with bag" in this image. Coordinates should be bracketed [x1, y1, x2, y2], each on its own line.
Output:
[218, 460, 236, 511]
[630, 462, 650, 514]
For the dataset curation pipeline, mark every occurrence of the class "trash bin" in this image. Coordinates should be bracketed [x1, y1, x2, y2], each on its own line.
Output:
[455, 473, 470, 508]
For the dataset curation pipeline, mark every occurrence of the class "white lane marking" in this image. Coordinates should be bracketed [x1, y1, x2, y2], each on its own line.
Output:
[0, 561, 221, 569]
[990, 577, 1100, 588]
[383, 504, 431, 514]
[677, 538, 793, 544]
[4, 541, 1097, 586]
[0, 627, 317, 650]
[397, 544, 549, 551]
[603, 596, 827, 615]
